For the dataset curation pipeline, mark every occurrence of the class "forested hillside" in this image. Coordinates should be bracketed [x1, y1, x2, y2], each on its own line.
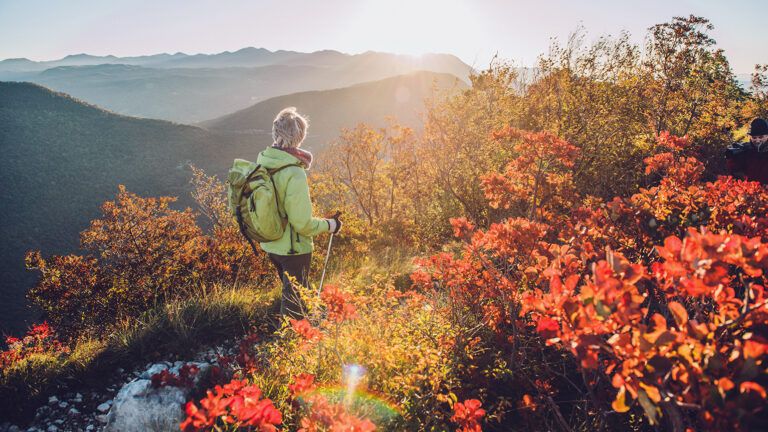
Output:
[0, 82, 249, 333]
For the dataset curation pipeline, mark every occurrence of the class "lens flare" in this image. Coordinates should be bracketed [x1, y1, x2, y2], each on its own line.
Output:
[343, 363, 365, 406]
[294, 365, 402, 427]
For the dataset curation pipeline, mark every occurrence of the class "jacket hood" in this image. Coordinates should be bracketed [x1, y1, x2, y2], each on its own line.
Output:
[256, 146, 311, 169]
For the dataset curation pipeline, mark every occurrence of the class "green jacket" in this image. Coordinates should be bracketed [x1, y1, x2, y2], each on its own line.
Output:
[256, 147, 330, 255]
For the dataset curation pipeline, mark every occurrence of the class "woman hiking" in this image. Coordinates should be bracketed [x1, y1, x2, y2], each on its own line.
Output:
[256, 107, 342, 319]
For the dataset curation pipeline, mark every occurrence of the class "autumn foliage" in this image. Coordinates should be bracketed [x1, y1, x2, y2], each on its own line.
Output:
[24, 169, 272, 337]
[412, 130, 768, 431]
[0, 322, 68, 370]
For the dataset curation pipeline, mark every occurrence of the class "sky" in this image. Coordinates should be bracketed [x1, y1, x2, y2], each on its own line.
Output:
[0, 0, 765, 74]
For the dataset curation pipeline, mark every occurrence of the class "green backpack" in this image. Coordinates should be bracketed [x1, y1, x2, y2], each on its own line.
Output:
[226, 159, 300, 253]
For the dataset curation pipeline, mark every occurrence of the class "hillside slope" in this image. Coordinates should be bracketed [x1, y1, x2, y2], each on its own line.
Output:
[0, 82, 255, 334]
[201, 71, 467, 146]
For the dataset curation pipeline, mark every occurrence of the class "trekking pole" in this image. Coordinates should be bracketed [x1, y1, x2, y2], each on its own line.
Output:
[317, 211, 340, 295]
[317, 232, 334, 295]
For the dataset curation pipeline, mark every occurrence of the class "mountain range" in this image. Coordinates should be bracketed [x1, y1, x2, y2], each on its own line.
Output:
[0, 48, 472, 122]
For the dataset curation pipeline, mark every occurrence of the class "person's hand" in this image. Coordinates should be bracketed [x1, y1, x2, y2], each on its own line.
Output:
[326, 211, 342, 234]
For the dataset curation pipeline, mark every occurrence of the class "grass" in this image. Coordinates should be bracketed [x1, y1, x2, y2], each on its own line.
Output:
[0, 283, 280, 423]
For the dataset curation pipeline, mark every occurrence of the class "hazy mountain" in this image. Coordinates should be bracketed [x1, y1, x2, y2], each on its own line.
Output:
[202, 71, 468, 145]
[0, 49, 472, 122]
[0, 48, 471, 74]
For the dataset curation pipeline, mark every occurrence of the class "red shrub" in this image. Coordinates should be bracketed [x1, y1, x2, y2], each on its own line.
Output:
[0, 322, 69, 370]
[412, 131, 768, 430]
[180, 379, 282, 432]
[451, 399, 485, 432]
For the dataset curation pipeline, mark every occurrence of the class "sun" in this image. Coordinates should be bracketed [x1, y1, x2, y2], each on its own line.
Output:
[344, 0, 483, 57]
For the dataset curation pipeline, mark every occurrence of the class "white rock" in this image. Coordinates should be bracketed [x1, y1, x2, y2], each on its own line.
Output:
[68, 407, 80, 415]
[73, 393, 83, 402]
[58, 401, 68, 408]
[97, 402, 112, 413]
[47, 396, 58, 405]
[46, 426, 57, 432]
[96, 415, 109, 424]
[104, 362, 210, 432]
[86, 426, 95, 431]
[53, 420, 63, 425]
[103, 381, 185, 432]
[140, 362, 171, 379]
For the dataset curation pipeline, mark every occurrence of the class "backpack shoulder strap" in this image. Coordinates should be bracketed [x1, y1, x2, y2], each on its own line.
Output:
[264, 163, 301, 220]
[267, 163, 303, 175]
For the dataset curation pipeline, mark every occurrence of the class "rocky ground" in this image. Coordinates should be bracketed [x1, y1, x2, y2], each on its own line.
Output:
[0, 342, 238, 432]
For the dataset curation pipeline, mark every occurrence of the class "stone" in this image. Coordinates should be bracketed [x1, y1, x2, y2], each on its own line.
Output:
[57, 401, 68, 409]
[139, 362, 171, 380]
[96, 402, 112, 413]
[96, 415, 109, 424]
[45, 426, 57, 432]
[68, 407, 80, 415]
[104, 362, 209, 432]
[85, 426, 95, 431]
[47, 396, 58, 405]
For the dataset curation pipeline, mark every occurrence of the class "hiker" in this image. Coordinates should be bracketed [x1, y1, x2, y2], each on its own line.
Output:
[725, 117, 768, 184]
[256, 107, 342, 318]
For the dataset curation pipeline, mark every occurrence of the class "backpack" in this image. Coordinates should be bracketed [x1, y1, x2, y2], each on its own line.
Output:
[226, 158, 300, 253]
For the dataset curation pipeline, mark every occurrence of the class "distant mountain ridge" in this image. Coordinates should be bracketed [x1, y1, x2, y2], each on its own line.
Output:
[0, 48, 470, 74]
[0, 48, 472, 122]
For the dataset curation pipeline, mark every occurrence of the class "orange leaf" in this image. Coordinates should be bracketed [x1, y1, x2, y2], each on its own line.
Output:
[612, 386, 631, 413]
[740, 381, 767, 398]
[743, 340, 767, 359]
[668, 301, 688, 327]
[717, 377, 734, 392]
[639, 383, 661, 403]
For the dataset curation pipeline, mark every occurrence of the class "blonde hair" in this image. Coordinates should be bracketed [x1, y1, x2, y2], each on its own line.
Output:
[272, 107, 309, 148]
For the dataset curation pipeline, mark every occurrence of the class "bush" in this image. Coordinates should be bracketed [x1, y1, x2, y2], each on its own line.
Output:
[25, 168, 273, 338]
[411, 132, 768, 431]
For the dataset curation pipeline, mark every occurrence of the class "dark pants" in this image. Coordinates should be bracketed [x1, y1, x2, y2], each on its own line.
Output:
[268, 252, 312, 319]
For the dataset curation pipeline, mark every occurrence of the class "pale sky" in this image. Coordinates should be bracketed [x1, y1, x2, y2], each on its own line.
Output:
[0, 0, 765, 74]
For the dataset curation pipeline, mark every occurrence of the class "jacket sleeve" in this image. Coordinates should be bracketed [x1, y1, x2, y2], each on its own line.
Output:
[283, 168, 330, 237]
